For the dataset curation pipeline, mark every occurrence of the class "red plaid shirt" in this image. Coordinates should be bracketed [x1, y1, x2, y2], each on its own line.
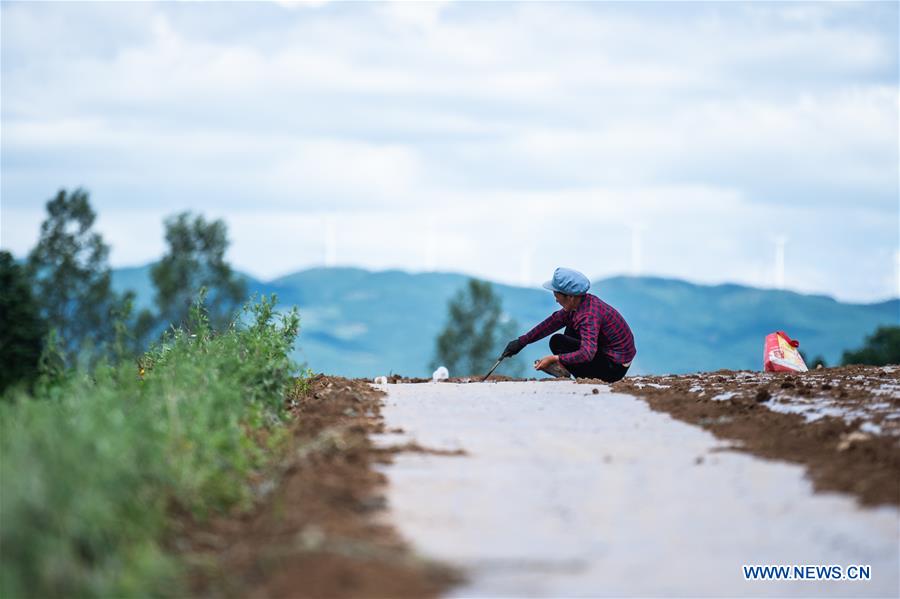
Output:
[518, 293, 636, 366]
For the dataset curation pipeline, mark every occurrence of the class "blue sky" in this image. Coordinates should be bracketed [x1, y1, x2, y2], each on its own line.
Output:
[2, 1, 898, 302]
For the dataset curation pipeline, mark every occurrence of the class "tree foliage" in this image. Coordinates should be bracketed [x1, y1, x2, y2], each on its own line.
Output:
[150, 212, 247, 332]
[25, 188, 131, 360]
[0, 251, 46, 394]
[432, 278, 522, 377]
[841, 325, 900, 366]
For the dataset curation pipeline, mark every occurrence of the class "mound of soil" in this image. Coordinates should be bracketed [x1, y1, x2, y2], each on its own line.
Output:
[181, 375, 460, 598]
[600, 365, 900, 507]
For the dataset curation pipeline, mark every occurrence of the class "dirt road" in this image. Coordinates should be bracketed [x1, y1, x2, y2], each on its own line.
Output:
[375, 381, 899, 598]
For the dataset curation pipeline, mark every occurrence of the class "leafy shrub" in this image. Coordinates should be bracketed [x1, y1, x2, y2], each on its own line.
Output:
[842, 325, 900, 366]
[0, 295, 300, 598]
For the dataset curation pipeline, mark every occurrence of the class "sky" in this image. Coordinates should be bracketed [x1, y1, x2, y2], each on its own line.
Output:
[1, 1, 898, 303]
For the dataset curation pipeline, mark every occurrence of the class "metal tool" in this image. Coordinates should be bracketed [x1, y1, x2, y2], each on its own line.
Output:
[482, 355, 505, 382]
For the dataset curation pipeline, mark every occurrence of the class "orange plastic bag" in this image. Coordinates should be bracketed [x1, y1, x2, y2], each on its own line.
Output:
[763, 331, 808, 372]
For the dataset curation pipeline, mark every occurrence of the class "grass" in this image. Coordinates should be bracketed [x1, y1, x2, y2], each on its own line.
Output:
[0, 295, 303, 598]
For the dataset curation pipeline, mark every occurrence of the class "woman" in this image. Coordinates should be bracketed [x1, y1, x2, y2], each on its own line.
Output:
[503, 267, 636, 382]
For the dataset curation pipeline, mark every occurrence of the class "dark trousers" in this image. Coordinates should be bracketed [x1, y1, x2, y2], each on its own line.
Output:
[549, 328, 629, 383]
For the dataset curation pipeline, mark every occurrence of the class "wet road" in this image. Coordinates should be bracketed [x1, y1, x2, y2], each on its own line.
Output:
[374, 381, 900, 598]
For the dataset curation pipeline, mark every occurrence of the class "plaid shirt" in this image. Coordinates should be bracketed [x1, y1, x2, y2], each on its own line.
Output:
[518, 293, 636, 366]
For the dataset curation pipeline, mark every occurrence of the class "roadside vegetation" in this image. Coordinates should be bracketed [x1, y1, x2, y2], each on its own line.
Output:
[1, 188, 299, 597]
[0, 294, 302, 598]
[841, 325, 900, 367]
[800, 325, 900, 369]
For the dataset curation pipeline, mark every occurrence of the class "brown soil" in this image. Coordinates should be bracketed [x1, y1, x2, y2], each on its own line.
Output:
[595, 365, 900, 508]
[180, 374, 461, 598]
[383, 373, 550, 383]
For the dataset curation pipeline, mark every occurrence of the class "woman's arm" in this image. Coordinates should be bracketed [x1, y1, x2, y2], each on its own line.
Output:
[517, 310, 568, 346]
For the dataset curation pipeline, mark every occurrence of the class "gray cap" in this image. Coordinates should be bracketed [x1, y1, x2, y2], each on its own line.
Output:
[542, 267, 590, 295]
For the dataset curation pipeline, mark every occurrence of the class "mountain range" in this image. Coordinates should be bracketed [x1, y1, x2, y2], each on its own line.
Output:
[112, 265, 899, 378]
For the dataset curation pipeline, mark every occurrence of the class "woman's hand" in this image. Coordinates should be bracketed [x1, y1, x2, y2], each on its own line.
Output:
[502, 338, 524, 358]
[533, 355, 559, 371]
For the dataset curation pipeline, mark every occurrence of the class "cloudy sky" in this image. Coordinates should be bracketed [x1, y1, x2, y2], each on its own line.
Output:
[2, 1, 898, 302]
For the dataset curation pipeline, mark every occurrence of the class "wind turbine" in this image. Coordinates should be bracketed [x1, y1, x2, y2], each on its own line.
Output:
[630, 224, 646, 276]
[425, 216, 437, 272]
[324, 216, 337, 267]
[520, 248, 533, 286]
[895, 249, 900, 298]
[774, 235, 787, 290]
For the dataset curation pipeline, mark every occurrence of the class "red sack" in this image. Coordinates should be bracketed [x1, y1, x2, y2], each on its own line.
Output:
[763, 331, 808, 373]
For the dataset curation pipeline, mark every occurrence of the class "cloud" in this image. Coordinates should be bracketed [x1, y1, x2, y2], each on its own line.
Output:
[1, 1, 897, 301]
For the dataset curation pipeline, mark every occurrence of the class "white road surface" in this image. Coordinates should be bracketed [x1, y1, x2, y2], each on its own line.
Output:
[374, 381, 900, 598]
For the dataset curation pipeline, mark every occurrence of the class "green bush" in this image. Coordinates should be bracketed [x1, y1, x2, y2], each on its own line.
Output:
[0, 295, 300, 598]
[841, 325, 900, 367]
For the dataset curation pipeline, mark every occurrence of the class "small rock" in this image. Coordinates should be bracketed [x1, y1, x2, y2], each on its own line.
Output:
[432, 366, 449, 381]
[592, 388, 599, 394]
[755, 388, 771, 403]
[359, 495, 388, 512]
[837, 431, 872, 452]
[298, 526, 326, 550]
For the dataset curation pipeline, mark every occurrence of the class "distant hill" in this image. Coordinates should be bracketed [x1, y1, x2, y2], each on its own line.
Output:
[113, 265, 899, 378]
